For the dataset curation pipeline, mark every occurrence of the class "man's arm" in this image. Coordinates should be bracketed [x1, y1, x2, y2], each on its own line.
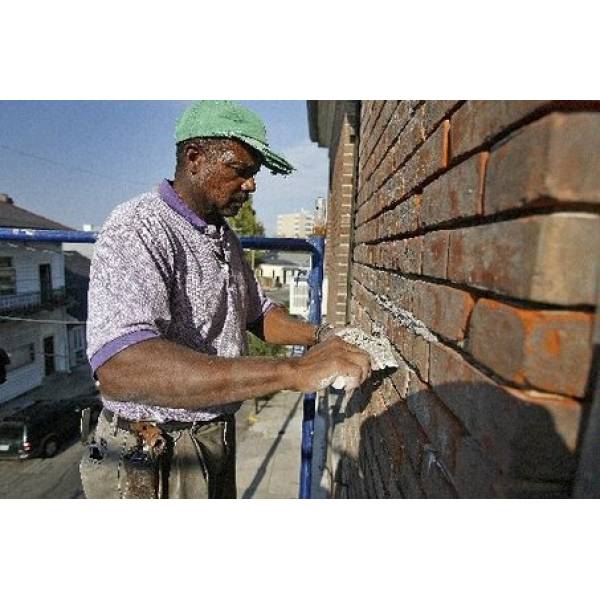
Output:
[248, 305, 317, 346]
[96, 336, 371, 411]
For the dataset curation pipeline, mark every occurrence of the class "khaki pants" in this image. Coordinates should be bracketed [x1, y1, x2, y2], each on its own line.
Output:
[80, 411, 236, 499]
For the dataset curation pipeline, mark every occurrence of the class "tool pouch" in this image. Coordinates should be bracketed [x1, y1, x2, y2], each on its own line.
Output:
[120, 423, 167, 499]
[121, 448, 160, 499]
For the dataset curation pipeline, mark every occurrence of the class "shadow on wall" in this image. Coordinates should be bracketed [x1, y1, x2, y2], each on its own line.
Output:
[328, 371, 578, 499]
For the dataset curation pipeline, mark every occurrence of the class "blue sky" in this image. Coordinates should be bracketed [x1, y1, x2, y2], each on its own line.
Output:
[0, 101, 329, 235]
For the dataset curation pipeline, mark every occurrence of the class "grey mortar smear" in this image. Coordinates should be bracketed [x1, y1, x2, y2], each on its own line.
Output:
[375, 295, 439, 343]
[316, 295, 439, 392]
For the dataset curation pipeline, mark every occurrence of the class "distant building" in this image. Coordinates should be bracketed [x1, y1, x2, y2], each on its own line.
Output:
[256, 251, 311, 288]
[0, 193, 86, 405]
[276, 209, 315, 238]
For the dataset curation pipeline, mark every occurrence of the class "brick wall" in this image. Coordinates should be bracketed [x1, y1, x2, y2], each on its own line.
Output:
[323, 102, 359, 327]
[321, 100, 600, 498]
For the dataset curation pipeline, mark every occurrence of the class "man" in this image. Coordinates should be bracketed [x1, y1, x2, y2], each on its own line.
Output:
[81, 100, 370, 499]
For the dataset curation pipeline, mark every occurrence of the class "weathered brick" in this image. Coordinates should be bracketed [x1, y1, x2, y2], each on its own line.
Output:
[385, 238, 421, 274]
[422, 229, 449, 279]
[485, 112, 600, 213]
[411, 280, 474, 341]
[420, 152, 487, 227]
[419, 453, 458, 498]
[391, 113, 426, 170]
[406, 372, 464, 471]
[401, 119, 450, 197]
[467, 298, 594, 397]
[385, 398, 428, 471]
[453, 436, 500, 498]
[450, 100, 550, 159]
[396, 452, 426, 498]
[421, 101, 462, 136]
[389, 195, 420, 236]
[447, 213, 600, 305]
[429, 343, 582, 481]
[492, 478, 572, 499]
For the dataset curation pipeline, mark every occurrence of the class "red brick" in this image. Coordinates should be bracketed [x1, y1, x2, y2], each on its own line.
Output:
[422, 229, 450, 279]
[385, 397, 428, 472]
[420, 152, 487, 227]
[492, 478, 571, 499]
[396, 452, 426, 498]
[419, 453, 458, 498]
[447, 214, 600, 305]
[450, 100, 551, 159]
[411, 280, 475, 341]
[466, 298, 594, 397]
[429, 343, 581, 481]
[485, 113, 600, 214]
[453, 436, 500, 497]
[389, 195, 420, 236]
[421, 101, 462, 136]
[391, 113, 426, 170]
[406, 372, 464, 471]
[400, 119, 450, 197]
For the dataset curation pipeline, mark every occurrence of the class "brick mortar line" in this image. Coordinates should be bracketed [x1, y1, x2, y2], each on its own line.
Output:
[352, 261, 597, 313]
[356, 201, 600, 241]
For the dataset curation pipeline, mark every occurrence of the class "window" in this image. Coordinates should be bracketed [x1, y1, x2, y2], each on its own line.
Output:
[0, 257, 16, 296]
[6, 343, 35, 372]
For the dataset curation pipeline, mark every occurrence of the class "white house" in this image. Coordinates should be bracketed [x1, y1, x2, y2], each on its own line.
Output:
[256, 251, 311, 288]
[0, 194, 83, 405]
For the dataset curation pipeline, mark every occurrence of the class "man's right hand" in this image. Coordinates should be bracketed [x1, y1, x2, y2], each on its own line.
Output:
[288, 336, 372, 392]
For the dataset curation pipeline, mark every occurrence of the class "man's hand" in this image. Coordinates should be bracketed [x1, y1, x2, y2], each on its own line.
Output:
[289, 336, 372, 392]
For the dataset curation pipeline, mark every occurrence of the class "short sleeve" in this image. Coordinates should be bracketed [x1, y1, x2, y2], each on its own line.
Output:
[86, 222, 172, 373]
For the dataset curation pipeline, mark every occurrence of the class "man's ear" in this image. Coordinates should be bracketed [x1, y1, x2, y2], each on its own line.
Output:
[184, 142, 206, 175]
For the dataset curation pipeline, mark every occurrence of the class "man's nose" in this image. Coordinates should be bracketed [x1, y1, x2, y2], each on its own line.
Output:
[241, 177, 256, 193]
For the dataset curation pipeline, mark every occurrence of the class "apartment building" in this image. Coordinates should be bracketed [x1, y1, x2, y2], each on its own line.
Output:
[276, 209, 315, 238]
[0, 193, 84, 405]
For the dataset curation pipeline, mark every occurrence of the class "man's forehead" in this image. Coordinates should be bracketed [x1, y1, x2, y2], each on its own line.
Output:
[221, 139, 261, 166]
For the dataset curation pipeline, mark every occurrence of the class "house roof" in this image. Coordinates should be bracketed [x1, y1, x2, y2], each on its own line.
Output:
[0, 198, 73, 231]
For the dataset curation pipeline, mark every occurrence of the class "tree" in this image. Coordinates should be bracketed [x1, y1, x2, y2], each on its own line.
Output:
[227, 195, 265, 270]
[227, 195, 265, 237]
[227, 197, 282, 359]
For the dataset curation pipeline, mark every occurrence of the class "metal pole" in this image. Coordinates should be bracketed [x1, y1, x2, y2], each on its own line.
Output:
[299, 236, 325, 499]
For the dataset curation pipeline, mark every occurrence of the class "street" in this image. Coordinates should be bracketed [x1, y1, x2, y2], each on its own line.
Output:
[0, 437, 84, 499]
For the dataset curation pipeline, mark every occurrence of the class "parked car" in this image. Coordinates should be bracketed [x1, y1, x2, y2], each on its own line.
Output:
[0, 395, 101, 459]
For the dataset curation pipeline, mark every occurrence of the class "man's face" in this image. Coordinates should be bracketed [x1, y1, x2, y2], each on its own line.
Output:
[190, 139, 261, 220]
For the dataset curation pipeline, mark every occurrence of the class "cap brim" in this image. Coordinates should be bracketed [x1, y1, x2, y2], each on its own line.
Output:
[236, 136, 295, 175]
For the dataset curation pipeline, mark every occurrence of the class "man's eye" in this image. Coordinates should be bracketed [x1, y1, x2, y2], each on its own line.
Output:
[235, 166, 259, 179]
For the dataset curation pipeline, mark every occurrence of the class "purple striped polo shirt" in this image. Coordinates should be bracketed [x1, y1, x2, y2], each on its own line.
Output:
[86, 179, 275, 423]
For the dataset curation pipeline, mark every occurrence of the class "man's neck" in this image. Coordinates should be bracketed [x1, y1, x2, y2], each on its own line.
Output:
[171, 178, 224, 227]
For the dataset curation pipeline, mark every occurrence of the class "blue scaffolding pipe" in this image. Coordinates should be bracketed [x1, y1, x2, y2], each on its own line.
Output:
[0, 227, 325, 499]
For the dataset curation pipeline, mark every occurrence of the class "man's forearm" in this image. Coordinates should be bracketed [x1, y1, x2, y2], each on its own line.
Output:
[97, 338, 297, 410]
[255, 305, 317, 346]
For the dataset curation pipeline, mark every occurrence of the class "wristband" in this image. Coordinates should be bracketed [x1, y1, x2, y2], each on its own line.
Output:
[314, 322, 334, 344]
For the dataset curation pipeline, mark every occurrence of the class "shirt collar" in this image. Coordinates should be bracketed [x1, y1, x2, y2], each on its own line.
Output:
[158, 179, 209, 231]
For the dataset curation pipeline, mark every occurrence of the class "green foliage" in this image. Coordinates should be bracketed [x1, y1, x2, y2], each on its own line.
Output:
[227, 195, 265, 237]
[247, 332, 283, 358]
[227, 195, 267, 267]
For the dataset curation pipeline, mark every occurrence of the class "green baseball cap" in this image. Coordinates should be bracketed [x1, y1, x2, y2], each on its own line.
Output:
[175, 100, 295, 175]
